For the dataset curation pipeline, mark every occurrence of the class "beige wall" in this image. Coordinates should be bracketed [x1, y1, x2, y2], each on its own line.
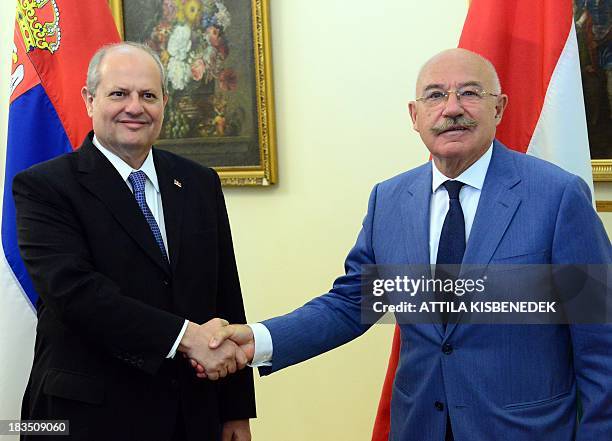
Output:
[225, 2, 468, 439]
[0, 1, 610, 440]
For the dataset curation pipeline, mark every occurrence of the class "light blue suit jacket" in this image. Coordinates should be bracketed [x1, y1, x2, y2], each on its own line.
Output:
[260, 142, 612, 440]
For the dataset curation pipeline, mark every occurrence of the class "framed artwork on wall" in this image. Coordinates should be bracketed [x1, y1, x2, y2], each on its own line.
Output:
[108, 0, 277, 185]
[574, 0, 612, 181]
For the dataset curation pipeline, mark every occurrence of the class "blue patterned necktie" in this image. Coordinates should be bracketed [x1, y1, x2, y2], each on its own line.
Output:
[435, 180, 466, 330]
[436, 180, 466, 266]
[128, 171, 169, 262]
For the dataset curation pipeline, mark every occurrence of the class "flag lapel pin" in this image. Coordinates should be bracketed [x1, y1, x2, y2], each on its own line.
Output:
[174, 179, 182, 188]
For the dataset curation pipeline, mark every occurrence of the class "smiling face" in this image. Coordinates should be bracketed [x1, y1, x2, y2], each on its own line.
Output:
[82, 46, 168, 167]
[408, 49, 508, 177]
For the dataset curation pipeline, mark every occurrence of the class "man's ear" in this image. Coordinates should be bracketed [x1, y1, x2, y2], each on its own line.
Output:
[494, 94, 508, 126]
[81, 86, 94, 117]
[408, 101, 419, 132]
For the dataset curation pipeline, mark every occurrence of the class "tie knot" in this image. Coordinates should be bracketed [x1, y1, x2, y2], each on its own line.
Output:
[442, 180, 464, 200]
[128, 171, 147, 193]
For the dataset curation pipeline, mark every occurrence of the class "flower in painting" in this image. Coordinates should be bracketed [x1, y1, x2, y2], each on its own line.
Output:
[149, 22, 172, 52]
[218, 69, 237, 91]
[199, 45, 216, 79]
[167, 24, 192, 61]
[191, 58, 206, 81]
[214, 1, 231, 29]
[205, 25, 221, 47]
[201, 14, 217, 30]
[167, 57, 191, 90]
[184, 0, 203, 25]
[163, 0, 177, 21]
[160, 49, 170, 66]
[201, 0, 216, 17]
[174, 0, 187, 23]
[149, 0, 234, 97]
[217, 40, 228, 59]
[205, 26, 228, 58]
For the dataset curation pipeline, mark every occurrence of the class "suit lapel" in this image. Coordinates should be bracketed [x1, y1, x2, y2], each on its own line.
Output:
[76, 139, 171, 276]
[400, 164, 432, 266]
[400, 164, 444, 337]
[463, 142, 522, 266]
[445, 142, 522, 337]
[154, 149, 185, 275]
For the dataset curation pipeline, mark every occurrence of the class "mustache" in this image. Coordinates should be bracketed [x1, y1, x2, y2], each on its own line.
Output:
[431, 116, 478, 135]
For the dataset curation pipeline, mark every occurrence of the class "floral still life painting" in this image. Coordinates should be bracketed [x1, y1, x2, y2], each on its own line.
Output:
[112, 0, 277, 185]
[152, 1, 238, 138]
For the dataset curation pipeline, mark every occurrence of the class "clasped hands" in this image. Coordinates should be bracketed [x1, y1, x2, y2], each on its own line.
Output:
[178, 318, 254, 380]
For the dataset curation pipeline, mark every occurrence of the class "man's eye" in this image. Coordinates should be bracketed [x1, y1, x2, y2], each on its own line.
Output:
[459, 89, 480, 97]
[143, 93, 157, 100]
[109, 91, 124, 97]
[426, 91, 445, 100]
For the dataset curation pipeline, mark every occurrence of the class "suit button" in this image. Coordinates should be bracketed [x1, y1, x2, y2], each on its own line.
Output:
[442, 343, 453, 355]
[137, 359, 144, 368]
[170, 379, 179, 390]
[434, 401, 445, 411]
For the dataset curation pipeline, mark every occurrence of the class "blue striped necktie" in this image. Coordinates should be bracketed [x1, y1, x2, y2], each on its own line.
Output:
[128, 171, 169, 262]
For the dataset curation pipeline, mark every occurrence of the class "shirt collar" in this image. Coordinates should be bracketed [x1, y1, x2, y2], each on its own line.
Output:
[431, 142, 493, 193]
[92, 135, 160, 193]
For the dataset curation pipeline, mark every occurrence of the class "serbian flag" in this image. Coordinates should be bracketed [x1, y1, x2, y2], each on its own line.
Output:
[0, 0, 119, 420]
[371, 0, 592, 439]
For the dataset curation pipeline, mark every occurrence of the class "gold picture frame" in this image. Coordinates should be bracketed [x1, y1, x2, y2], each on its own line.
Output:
[108, 0, 277, 186]
[592, 161, 612, 182]
[595, 200, 612, 212]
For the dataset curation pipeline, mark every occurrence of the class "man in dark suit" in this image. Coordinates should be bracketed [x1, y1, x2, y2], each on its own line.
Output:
[13, 42, 255, 440]
[208, 48, 612, 440]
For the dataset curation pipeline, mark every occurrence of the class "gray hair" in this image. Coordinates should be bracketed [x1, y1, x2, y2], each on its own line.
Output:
[86, 41, 168, 96]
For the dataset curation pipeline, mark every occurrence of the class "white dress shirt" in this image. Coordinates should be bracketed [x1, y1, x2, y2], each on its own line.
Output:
[429, 143, 492, 264]
[249, 144, 494, 366]
[93, 136, 188, 358]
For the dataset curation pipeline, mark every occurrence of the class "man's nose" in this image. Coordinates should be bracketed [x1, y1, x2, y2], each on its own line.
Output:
[124, 93, 144, 114]
[441, 92, 464, 118]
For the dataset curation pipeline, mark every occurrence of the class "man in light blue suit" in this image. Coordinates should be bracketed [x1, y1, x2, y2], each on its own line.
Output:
[208, 49, 612, 440]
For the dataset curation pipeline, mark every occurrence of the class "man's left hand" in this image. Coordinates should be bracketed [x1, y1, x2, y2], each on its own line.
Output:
[222, 419, 251, 441]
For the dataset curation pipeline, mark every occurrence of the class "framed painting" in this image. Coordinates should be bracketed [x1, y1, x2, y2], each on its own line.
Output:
[574, 0, 612, 181]
[108, 0, 277, 186]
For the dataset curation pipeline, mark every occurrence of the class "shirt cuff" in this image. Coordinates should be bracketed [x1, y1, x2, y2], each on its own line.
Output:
[166, 319, 189, 358]
[247, 323, 273, 367]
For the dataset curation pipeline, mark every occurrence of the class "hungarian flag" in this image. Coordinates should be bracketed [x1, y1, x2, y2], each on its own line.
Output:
[0, 0, 119, 420]
[371, 0, 592, 439]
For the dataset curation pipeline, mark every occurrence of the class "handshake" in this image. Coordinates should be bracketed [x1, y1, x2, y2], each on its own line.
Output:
[178, 319, 254, 380]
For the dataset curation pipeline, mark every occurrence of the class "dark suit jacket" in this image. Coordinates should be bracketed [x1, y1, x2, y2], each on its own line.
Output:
[13, 132, 255, 441]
